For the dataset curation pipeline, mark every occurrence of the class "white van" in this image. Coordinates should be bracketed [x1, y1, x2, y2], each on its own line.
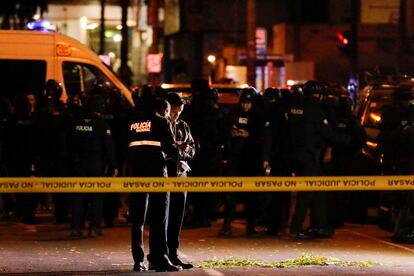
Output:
[0, 30, 133, 105]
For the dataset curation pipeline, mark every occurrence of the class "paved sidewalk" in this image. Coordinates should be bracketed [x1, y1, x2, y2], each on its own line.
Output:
[1, 216, 414, 275]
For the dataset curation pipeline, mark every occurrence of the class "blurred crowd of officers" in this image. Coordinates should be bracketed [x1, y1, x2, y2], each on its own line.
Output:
[0, 76, 413, 269]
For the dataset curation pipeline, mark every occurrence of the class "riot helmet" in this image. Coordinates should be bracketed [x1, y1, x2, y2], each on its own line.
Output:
[263, 87, 282, 103]
[91, 79, 111, 97]
[303, 80, 327, 99]
[190, 78, 212, 101]
[44, 79, 63, 100]
[239, 87, 258, 103]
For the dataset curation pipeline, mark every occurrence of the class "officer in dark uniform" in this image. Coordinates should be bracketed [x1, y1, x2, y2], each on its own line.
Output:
[325, 91, 367, 227]
[6, 95, 37, 224]
[376, 85, 414, 242]
[392, 96, 414, 242]
[184, 79, 223, 228]
[286, 80, 336, 239]
[261, 87, 291, 236]
[33, 79, 72, 224]
[127, 97, 182, 272]
[0, 97, 13, 219]
[220, 87, 265, 236]
[100, 88, 132, 227]
[69, 94, 117, 238]
[376, 86, 412, 175]
[165, 92, 195, 269]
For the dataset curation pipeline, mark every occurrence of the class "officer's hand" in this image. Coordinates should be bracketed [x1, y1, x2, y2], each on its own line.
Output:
[239, 129, 249, 138]
[263, 160, 270, 170]
[322, 147, 332, 163]
[231, 128, 239, 137]
[112, 169, 119, 177]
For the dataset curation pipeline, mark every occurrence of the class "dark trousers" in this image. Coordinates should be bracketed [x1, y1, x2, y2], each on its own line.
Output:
[290, 192, 329, 232]
[130, 192, 170, 264]
[54, 193, 70, 223]
[103, 193, 120, 226]
[15, 193, 40, 222]
[394, 191, 414, 234]
[287, 151, 328, 232]
[167, 192, 186, 258]
[71, 193, 104, 231]
[267, 192, 291, 232]
[222, 192, 257, 230]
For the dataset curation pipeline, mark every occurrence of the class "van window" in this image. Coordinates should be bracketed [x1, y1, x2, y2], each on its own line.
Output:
[0, 59, 46, 100]
[62, 62, 116, 96]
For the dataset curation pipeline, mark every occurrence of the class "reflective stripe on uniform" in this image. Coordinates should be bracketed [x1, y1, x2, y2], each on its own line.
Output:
[129, 140, 161, 147]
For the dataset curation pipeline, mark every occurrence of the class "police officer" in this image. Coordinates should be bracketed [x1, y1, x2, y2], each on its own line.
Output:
[68, 94, 117, 238]
[325, 91, 367, 227]
[376, 86, 413, 175]
[261, 87, 291, 236]
[6, 94, 37, 224]
[286, 80, 336, 239]
[0, 97, 13, 219]
[393, 95, 414, 242]
[220, 87, 265, 236]
[101, 89, 132, 227]
[33, 79, 72, 224]
[165, 92, 195, 269]
[183, 79, 223, 228]
[376, 85, 414, 242]
[127, 98, 182, 272]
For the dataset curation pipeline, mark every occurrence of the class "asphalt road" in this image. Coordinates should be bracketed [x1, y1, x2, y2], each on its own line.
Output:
[1, 212, 414, 275]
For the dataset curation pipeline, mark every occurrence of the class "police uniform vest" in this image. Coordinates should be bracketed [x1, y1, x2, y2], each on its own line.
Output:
[286, 98, 316, 150]
[127, 111, 177, 177]
[72, 115, 112, 155]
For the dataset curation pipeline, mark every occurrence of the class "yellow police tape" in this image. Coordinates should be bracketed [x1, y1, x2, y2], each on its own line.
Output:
[0, 176, 413, 193]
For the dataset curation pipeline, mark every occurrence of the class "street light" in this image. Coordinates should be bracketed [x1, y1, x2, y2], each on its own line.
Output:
[207, 55, 216, 64]
[207, 55, 217, 83]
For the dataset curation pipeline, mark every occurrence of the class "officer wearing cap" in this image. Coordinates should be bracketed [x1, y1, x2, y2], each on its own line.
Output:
[68, 94, 118, 238]
[165, 92, 195, 269]
[127, 97, 182, 272]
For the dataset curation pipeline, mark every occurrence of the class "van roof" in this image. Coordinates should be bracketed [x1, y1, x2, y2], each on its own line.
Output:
[0, 30, 101, 63]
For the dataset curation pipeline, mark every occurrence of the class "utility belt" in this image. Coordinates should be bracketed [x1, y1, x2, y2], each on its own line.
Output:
[129, 140, 161, 147]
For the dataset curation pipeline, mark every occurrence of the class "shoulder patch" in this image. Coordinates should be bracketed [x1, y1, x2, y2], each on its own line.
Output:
[130, 120, 152, 133]
[290, 109, 304, 115]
